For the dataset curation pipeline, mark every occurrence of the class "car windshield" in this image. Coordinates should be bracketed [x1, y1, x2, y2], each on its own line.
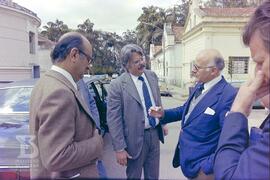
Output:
[0, 87, 32, 113]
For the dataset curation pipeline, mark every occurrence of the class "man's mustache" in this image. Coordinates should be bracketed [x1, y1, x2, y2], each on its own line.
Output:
[139, 64, 146, 69]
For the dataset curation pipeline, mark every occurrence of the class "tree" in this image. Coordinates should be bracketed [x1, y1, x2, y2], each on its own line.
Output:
[136, 6, 166, 54]
[135, 2, 189, 54]
[169, 0, 189, 26]
[40, 19, 70, 42]
[122, 30, 137, 45]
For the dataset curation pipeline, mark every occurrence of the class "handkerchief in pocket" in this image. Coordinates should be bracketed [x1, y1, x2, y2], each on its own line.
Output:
[204, 107, 215, 115]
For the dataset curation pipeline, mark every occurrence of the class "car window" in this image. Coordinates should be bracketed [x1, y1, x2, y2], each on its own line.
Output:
[0, 87, 32, 113]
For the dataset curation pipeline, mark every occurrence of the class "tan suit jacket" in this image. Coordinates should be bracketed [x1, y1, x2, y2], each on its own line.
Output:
[29, 70, 103, 179]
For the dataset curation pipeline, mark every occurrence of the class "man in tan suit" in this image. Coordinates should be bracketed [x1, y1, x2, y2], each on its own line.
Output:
[29, 32, 103, 179]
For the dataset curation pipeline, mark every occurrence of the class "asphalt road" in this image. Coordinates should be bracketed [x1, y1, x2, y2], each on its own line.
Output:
[159, 96, 268, 180]
[101, 95, 268, 180]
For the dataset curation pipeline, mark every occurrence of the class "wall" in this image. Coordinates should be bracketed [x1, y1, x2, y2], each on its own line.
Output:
[0, 4, 40, 82]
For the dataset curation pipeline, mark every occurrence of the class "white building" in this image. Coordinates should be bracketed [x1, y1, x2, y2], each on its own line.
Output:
[150, 0, 255, 89]
[0, 0, 41, 83]
[37, 34, 54, 74]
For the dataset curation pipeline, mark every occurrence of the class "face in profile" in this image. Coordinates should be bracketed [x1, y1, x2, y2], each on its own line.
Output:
[249, 31, 270, 108]
[250, 31, 270, 87]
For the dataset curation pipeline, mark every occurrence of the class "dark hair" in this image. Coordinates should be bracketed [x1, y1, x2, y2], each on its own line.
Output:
[120, 44, 144, 69]
[243, 1, 270, 50]
[50, 34, 84, 63]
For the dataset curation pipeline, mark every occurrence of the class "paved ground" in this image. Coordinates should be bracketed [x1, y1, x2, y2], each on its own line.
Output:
[101, 84, 268, 179]
[158, 85, 268, 180]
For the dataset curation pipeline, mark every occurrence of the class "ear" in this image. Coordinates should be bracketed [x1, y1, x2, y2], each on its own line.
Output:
[69, 48, 79, 63]
[211, 67, 219, 75]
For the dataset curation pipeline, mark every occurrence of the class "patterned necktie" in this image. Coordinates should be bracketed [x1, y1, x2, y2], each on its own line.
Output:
[138, 76, 156, 128]
[194, 83, 204, 99]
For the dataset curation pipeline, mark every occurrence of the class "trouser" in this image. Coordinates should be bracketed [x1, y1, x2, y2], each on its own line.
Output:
[126, 128, 160, 179]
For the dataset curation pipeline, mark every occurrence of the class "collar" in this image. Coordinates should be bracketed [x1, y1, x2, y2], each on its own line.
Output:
[51, 65, 78, 90]
[203, 74, 222, 93]
[130, 72, 146, 82]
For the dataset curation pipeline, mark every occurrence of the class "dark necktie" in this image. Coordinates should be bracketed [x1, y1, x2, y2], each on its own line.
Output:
[138, 76, 156, 128]
[194, 83, 204, 99]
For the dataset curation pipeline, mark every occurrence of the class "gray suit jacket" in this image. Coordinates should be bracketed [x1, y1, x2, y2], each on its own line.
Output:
[29, 70, 103, 179]
[107, 70, 164, 159]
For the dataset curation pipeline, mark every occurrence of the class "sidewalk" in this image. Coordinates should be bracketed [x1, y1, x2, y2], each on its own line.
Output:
[167, 84, 189, 102]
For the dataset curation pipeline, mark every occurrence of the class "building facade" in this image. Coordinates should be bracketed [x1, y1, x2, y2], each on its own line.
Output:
[0, 0, 41, 83]
[150, 0, 255, 89]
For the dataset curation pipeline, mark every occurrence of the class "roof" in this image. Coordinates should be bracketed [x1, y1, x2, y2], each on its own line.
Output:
[172, 25, 184, 41]
[198, 7, 255, 17]
[38, 35, 55, 48]
[0, 0, 38, 18]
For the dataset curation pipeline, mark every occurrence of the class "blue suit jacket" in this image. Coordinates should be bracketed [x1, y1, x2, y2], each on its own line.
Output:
[162, 77, 237, 178]
[214, 112, 270, 179]
[77, 79, 100, 129]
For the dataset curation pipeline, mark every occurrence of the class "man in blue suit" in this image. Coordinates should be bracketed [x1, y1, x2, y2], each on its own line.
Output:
[214, 1, 270, 179]
[149, 49, 237, 179]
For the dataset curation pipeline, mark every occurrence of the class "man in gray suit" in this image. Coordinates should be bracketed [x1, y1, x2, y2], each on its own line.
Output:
[107, 44, 165, 179]
[29, 32, 103, 179]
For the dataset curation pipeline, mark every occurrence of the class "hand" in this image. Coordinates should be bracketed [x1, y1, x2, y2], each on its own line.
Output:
[231, 70, 269, 116]
[115, 150, 132, 166]
[148, 106, 164, 118]
[162, 125, 169, 136]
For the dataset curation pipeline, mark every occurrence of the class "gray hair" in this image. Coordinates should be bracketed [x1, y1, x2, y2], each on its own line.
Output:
[213, 57, 225, 71]
[120, 44, 144, 69]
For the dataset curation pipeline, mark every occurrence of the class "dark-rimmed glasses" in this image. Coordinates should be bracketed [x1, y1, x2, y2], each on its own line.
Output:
[193, 64, 215, 71]
[78, 49, 94, 63]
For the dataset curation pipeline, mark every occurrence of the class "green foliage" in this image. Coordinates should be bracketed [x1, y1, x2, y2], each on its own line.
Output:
[40, 19, 70, 42]
[136, 1, 189, 54]
[40, 2, 190, 74]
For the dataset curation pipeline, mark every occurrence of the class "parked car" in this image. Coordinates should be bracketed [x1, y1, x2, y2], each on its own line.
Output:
[188, 81, 264, 109]
[0, 77, 109, 180]
[158, 79, 172, 97]
[229, 81, 264, 109]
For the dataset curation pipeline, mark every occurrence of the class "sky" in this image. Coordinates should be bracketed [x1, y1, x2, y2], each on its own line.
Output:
[13, 0, 180, 35]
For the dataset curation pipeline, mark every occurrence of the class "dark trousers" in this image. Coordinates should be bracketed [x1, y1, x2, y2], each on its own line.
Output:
[126, 128, 160, 179]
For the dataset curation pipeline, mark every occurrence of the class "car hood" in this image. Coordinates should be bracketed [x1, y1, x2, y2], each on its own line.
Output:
[0, 113, 30, 167]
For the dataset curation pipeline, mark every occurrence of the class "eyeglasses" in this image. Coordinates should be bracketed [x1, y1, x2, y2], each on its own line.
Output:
[78, 49, 94, 63]
[132, 57, 145, 65]
[193, 64, 215, 71]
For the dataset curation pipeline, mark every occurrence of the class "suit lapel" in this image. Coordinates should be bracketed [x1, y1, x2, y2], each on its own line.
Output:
[183, 78, 226, 127]
[181, 89, 196, 125]
[46, 70, 93, 119]
[122, 72, 143, 106]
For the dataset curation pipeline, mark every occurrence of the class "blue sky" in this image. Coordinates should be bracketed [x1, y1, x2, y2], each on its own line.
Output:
[13, 0, 180, 35]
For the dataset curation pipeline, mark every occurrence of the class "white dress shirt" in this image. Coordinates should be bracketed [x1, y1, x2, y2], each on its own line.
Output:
[130, 73, 159, 129]
[51, 65, 78, 90]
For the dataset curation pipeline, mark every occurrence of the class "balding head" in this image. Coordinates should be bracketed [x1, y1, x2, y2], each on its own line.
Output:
[50, 32, 91, 63]
[192, 49, 225, 83]
[196, 49, 225, 71]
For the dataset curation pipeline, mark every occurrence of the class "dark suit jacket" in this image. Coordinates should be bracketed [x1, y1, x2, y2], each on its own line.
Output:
[214, 112, 270, 179]
[162, 77, 237, 178]
[107, 70, 164, 159]
[29, 70, 103, 179]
